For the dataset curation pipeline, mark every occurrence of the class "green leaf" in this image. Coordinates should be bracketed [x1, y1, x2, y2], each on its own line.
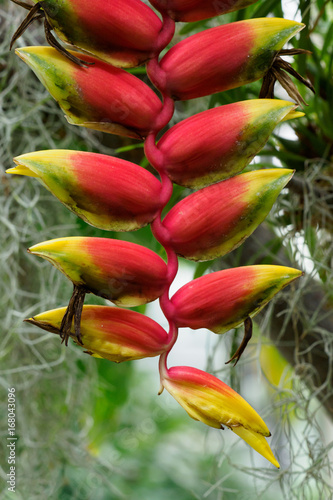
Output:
[193, 261, 212, 279]
[252, 0, 282, 18]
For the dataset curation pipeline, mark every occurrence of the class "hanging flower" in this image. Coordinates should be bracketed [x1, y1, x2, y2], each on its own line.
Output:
[9, 0, 310, 466]
[161, 365, 280, 467]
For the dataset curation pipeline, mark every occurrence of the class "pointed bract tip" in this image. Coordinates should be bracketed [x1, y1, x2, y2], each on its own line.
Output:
[14, 47, 27, 61]
[265, 167, 294, 180]
[15, 46, 57, 65]
[23, 315, 62, 335]
[259, 17, 304, 33]
[6, 161, 38, 178]
[252, 18, 305, 55]
[16, 45, 60, 58]
[260, 265, 303, 284]
[232, 426, 280, 468]
[15, 46, 79, 77]
[28, 238, 69, 257]
[283, 110, 305, 121]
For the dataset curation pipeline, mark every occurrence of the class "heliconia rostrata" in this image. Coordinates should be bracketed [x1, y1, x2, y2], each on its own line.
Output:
[8, 0, 311, 468]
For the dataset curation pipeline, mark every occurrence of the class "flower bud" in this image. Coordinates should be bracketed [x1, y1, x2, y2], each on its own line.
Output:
[26, 305, 169, 362]
[150, 18, 303, 100]
[28, 237, 168, 306]
[149, 0, 259, 22]
[163, 169, 293, 261]
[16, 47, 162, 139]
[162, 366, 280, 467]
[7, 150, 162, 231]
[158, 99, 302, 188]
[31, 0, 162, 67]
[171, 265, 302, 333]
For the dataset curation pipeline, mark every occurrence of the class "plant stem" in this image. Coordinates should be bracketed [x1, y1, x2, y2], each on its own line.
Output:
[144, 14, 179, 385]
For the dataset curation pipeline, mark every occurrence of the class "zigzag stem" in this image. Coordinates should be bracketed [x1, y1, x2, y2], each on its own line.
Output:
[145, 136, 179, 384]
[144, 14, 178, 386]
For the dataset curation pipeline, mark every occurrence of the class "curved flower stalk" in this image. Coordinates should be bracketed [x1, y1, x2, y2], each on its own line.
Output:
[16, 47, 163, 138]
[149, 0, 259, 22]
[10, 4, 310, 466]
[26, 306, 169, 362]
[10, 0, 165, 67]
[7, 150, 162, 231]
[160, 365, 280, 468]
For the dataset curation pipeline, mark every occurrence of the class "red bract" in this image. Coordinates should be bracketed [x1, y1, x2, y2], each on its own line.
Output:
[27, 306, 169, 362]
[162, 169, 294, 261]
[157, 99, 300, 188]
[8, 150, 162, 231]
[39, 0, 163, 67]
[171, 266, 302, 333]
[28, 237, 168, 306]
[150, 18, 303, 100]
[16, 47, 163, 138]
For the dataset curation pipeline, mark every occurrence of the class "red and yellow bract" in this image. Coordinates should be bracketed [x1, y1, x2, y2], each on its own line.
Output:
[28, 305, 169, 362]
[8, 150, 162, 231]
[161, 365, 280, 467]
[149, 18, 304, 100]
[171, 265, 302, 333]
[16, 47, 163, 138]
[28, 237, 168, 306]
[157, 99, 302, 188]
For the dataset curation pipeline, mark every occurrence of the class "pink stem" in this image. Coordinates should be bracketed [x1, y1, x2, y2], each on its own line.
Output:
[144, 14, 179, 383]
[156, 13, 175, 54]
[148, 13, 175, 95]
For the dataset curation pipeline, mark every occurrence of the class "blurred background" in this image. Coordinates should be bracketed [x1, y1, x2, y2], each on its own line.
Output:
[0, 0, 332, 498]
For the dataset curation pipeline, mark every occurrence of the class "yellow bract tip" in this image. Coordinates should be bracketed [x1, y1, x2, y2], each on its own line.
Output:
[6, 163, 38, 178]
[15, 46, 75, 77]
[28, 237, 72, 255]
[14, 48, 27, 62]
[254, 17, 304, 33]
[15, 46, 61, 60]
[252, 18, 305, 55]
[232, 426, 280, 468]
[247, 167, 294, 183]
[283, 110, 305, 121]
[32, 308, 67, 324]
